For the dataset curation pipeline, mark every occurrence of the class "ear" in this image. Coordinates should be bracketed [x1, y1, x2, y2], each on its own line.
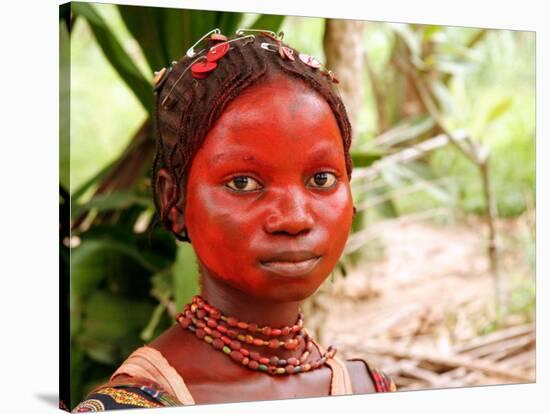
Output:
[156, 168, 186, 235]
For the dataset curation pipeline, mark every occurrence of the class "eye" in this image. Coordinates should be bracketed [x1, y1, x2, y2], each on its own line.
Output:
[307, 172, 337, 189]
[225, 176, 263, 192]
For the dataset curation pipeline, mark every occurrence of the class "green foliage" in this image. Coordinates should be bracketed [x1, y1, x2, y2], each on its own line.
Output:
[65, 5, 534, 407]
[66, 5, 287, 408]
[72, 2, 153, 113]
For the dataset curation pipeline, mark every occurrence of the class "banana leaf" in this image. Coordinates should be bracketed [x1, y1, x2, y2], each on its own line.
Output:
[71, 3, 153, 113]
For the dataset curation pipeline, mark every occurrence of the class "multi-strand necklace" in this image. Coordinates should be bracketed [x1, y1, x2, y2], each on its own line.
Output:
[175, 295, 337, 375]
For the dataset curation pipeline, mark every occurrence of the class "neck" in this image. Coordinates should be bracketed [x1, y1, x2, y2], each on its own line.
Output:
[200, 270, 302, 328]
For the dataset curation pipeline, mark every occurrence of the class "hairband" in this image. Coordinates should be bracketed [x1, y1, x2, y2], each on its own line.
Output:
[154, 27, 341, 107]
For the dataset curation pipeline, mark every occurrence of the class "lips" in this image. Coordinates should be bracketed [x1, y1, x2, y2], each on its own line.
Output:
[259, 250, 321, 277]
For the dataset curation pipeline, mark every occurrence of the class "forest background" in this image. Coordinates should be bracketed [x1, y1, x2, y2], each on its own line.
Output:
[60, 3, 535, 409]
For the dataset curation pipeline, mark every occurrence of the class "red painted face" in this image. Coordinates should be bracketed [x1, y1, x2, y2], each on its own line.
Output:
[184, 75, 354, 303]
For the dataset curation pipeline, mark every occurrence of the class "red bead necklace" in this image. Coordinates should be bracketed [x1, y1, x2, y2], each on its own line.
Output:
[175, 295, 337, 375]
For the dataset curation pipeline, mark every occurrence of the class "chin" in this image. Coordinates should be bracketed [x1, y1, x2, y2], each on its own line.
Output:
[249, 272, 328, 304]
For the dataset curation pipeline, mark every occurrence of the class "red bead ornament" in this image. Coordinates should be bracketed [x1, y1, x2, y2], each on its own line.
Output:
[191, 60, 217, 79]
[193, 296, 303, 336]
[253, 338, 264, 346]
[230, 351, 244, 362]
[284, 339, 298, 350]
[207, 42, 230, 62]
[237, 321, 248, 330]
[287, 357, 299, 366]
[181, 295, 337, 375]
[177, 316, 191, 329]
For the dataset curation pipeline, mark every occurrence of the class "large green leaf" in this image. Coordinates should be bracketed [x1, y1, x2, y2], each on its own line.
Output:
[117, 5, 171, 71]
[76, 291, 154, 364]
[81, 291, 154, 341]
[60, 19, 70, 191]
[216, 11, 244, 35]
[71, 2, 152, 113]
[117, 5, 285, 75]
[249, 13, 285, 32]
[71, 238, 161, 298]
[71, 190, 152, 218]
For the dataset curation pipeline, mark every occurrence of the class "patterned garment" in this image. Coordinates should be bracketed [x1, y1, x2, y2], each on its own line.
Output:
[71, 382, 180, 412]
[368, 365, 398, 392]
[350, 357, 397, 393]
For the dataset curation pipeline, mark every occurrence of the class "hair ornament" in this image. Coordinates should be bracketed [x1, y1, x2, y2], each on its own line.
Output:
[190, 34, 255, 79]
[236, 28, 284, 42]
[322, 69, 340, 84]
[161, 54, 207, 107]
[153, 67, 167, 86]
[161, 26, 341, 106]
[297, 53, 340, 84]
[186, 28, 222, 58]
[260, 41, 295, 61]
[298, 52, 321, 69]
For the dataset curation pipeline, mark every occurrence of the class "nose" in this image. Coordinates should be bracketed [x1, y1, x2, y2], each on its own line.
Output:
[263, 187, 315, 236]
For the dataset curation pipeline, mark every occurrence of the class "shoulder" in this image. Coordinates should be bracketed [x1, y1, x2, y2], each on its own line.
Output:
[71, 385, 164, 412]
[71, 376, 180, 412]
[345, 358, 397, 394]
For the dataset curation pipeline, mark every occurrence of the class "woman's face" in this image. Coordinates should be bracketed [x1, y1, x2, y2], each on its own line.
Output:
[184, 75, 354, 303]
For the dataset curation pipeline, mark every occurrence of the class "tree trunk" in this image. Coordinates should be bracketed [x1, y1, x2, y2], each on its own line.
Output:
[323, 19, 365, 141]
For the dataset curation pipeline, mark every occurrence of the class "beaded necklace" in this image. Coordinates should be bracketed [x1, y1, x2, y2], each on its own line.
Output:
[175, 295, 337, 375]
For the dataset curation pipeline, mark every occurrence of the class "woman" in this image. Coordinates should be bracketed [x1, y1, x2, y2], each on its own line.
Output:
[72, 28, 396, 412]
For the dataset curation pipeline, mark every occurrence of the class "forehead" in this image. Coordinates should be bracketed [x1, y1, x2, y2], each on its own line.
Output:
[198, 76, 344, 162]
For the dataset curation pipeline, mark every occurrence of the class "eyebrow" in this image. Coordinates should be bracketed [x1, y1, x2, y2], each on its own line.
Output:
[210, 144, 344, 165]
[210, 152, 265, 165]
[306, 145, 345, 162]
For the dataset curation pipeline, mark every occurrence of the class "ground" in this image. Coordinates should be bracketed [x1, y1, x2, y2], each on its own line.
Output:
[304, 214, 535, 391]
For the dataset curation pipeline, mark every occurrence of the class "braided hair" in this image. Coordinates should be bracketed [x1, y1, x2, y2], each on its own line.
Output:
[152, 31, 353, 242]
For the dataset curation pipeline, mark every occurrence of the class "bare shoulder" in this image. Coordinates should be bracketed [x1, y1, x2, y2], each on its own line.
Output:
[345, 359, 376, 394]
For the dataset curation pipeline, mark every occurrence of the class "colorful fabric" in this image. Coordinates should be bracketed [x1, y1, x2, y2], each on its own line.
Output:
[71, 382, 179, 412]
[368, 365, 397, 392]
[349, 357, 397, 393]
